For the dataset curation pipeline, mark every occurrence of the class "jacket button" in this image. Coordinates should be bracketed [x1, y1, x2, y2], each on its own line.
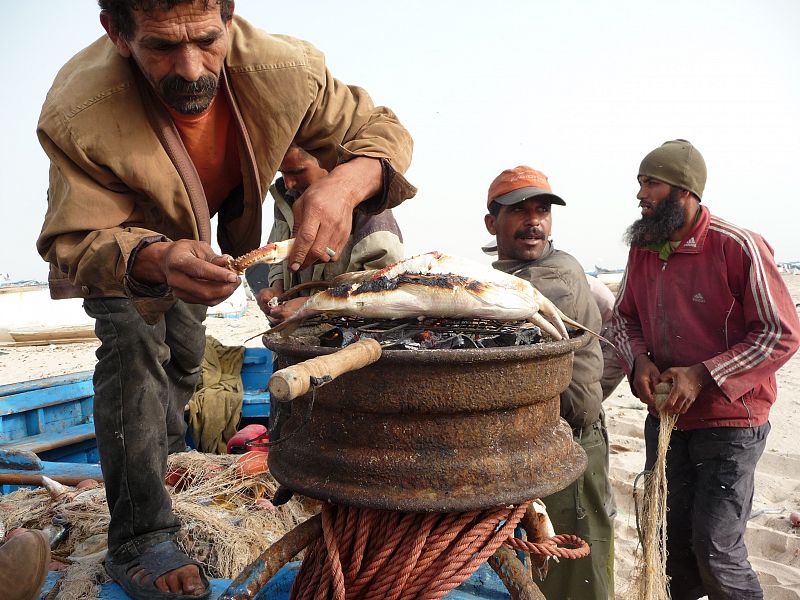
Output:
[81, 286, 90, 295]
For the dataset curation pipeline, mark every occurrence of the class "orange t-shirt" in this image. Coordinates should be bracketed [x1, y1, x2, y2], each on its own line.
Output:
[167, 94, 241, 216]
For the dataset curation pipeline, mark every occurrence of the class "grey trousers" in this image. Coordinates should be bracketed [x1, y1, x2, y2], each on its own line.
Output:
[84, 298, 207, 555]
[645, 414, 768, 600]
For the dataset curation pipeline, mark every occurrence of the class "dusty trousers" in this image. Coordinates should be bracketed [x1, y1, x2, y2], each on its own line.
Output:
[84, 298, 207, 555]
[537, 419, 615, 600]
[645, 414, 768, 600]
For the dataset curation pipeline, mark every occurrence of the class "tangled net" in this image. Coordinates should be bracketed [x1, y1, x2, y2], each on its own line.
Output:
[0, 452, 315, 600]
[627, 382, 678, 600]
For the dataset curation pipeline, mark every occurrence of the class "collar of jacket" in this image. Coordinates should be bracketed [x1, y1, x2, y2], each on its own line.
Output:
[642, 205, 711, 258]
[491, 241, 556, 276]
[131, 61, 262, 248]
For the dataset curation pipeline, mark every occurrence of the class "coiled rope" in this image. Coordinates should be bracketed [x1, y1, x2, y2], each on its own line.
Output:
[288, 500, 589, 600]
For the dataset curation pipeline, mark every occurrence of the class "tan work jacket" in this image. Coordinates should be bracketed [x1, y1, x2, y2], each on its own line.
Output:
[36, 16, 415, 321]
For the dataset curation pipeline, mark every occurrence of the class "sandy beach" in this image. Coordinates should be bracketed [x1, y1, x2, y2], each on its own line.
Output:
[1, 277, 798, 598]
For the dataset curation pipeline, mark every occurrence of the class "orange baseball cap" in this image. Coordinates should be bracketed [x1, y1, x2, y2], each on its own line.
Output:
[487, 166, 566, 209]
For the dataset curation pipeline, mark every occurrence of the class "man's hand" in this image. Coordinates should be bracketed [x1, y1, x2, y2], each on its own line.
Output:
[658, 363, 713, 415]
[290, 156, 382, 271]
[261, 297, 308, 324]
[631, 353, 661, 409]
[131, 240, 240, 306]
[255, 286, 283, 315]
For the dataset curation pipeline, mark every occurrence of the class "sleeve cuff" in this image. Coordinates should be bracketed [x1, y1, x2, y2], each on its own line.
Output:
[123, 236, 172, 298]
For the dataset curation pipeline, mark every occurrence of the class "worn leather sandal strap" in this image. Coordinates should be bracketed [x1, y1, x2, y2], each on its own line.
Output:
[105, 540, 210, 600]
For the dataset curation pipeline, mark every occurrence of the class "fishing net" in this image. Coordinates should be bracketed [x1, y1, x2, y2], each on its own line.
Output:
[626, 382, 677, 600]
[0, 451, 316, 600]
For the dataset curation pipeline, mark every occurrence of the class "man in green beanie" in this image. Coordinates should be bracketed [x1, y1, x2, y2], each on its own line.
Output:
[613, 140, 800, 599]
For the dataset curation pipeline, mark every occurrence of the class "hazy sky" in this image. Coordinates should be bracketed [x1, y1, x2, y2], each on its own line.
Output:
[2, 0, 799, 282]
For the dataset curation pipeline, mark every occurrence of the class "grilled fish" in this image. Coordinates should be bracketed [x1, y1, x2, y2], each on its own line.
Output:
[267, 252, 578, 339]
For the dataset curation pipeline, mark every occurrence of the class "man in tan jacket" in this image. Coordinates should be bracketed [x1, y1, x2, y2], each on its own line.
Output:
[248, 144, 404, 323]
[35, 2, 415, 598]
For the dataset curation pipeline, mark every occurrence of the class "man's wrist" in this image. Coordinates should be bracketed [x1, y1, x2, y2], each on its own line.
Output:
[129, 240, 169, 286]
[330, 156, 383, 209]
[690, 363, 713, 388]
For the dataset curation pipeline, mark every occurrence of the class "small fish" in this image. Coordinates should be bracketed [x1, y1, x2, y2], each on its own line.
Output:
[527, 498, 559, 580]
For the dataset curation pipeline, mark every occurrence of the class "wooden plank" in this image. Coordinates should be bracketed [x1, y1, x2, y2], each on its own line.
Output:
[0, 448, 43, 470]
[0, 380, 94, 415]
[0, 422, 96, 453]
[0, 371, 94, 397]
[0, 461, 103, 485]
[8, 326, 96, 343]
[0, 337, 98, 347]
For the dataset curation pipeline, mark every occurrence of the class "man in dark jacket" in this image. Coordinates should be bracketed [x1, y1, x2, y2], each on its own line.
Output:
[613, 140, 800, 599]
[484, 166, 614, 600]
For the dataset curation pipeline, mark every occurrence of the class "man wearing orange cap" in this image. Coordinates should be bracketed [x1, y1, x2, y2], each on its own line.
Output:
[484, 166, 614, 599]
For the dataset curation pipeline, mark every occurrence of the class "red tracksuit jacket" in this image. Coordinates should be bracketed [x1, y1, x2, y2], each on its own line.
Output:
[612, 206, 800, 429]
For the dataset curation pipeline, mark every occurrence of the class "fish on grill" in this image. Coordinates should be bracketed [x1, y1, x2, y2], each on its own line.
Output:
[267, 252, 587, 340]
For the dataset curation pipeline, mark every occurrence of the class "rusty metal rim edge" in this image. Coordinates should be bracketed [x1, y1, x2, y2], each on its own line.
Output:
[263, 331, 591, 363]
[269, 461, 587, 513]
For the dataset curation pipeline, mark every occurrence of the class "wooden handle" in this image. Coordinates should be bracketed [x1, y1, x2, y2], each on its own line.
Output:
[268, 338, 382, 401]
[653, 381, 672, 411]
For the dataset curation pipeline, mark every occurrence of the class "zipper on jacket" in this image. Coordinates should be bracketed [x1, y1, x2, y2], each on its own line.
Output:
[739, 397, 754, 428]
[657, 261, 669, 365]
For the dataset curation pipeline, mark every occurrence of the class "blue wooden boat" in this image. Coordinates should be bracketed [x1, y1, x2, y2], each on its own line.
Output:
[0, 348, 273, 493]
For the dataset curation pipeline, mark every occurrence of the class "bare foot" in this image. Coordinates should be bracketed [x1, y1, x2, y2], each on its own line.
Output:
[130, 564, 206, 596]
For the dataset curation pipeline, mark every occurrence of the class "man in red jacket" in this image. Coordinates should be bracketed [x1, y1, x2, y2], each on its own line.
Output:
[612, 140, 800, 599]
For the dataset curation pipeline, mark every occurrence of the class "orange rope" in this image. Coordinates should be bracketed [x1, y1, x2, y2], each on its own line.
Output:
[503, 533, 591, 560]
[288, 500, 589, 600]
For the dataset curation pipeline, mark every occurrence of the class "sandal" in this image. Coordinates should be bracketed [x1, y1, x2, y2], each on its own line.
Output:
[105, 538, 211, 600]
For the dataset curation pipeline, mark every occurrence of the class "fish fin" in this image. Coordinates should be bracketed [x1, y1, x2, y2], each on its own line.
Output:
[530, 313, 563, 341]
[530, 289, 569, 339]
[332, 269, 380, 286]
[557, 310, 615, 347]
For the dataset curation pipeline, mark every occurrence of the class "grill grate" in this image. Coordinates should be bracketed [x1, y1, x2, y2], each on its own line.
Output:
[314, 317, 544, 350]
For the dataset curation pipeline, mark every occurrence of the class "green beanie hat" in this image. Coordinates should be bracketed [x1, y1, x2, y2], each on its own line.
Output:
[639, 139, 707, 200]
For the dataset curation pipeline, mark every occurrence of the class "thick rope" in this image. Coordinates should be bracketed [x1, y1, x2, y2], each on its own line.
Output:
[503, 533, 590, 560]
[288, 500, 589, 600]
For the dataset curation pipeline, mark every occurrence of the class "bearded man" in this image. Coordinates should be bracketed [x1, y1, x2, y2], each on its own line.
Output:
[612, 139, 799, 599]
[35, 1, 415, 598]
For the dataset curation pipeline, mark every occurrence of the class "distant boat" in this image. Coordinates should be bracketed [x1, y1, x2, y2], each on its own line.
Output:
[777, 262, 800, 275]
[593, 265, 624, 275]
[0, 282, 94, 344]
